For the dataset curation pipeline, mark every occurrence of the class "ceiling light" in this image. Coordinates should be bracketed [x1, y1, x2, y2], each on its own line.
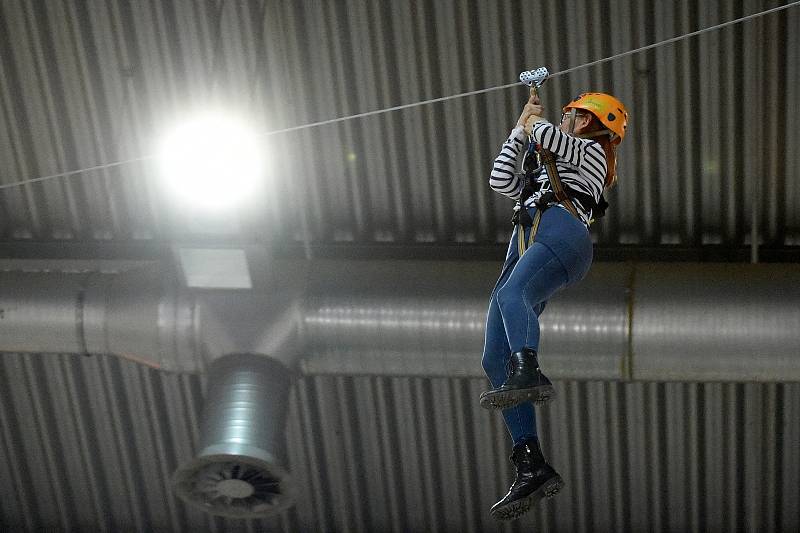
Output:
[157, 112, 264, 210]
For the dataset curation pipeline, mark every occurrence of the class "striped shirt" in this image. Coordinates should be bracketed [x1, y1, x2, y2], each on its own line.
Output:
[489, 123, 608, 226]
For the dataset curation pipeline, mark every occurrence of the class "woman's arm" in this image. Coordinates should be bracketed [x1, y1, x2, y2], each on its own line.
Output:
[488, 126, 527, 201]
[488, 90, 548, 200]
[530, 122, 607, 187]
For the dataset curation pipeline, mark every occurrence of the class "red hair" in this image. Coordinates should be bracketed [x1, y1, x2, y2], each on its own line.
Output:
[582, 114, 618, 189]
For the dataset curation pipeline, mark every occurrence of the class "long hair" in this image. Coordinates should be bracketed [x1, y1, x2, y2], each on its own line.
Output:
[582, 114, 618, 189]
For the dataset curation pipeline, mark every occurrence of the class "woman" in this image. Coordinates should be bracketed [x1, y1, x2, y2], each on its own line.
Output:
[481, 90, 628, 520]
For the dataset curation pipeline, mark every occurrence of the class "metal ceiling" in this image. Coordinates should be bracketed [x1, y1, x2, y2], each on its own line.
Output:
[0, 0, 798, 252]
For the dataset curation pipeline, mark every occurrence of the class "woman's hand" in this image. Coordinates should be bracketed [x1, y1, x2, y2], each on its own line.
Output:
[515, 89, 545, 134]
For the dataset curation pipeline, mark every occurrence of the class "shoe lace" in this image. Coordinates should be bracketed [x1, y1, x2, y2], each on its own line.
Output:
[504, 355, 516, 379]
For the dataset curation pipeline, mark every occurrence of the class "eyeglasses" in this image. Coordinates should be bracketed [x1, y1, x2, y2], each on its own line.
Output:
[561, 111, 588, 123]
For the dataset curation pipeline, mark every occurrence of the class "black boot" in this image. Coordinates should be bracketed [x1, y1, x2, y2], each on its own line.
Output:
[479, 348, 554, 410]
[490, 438, 564, 521]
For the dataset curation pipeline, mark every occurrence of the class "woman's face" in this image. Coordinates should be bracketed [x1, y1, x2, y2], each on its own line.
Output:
[559, 111, 593, 135]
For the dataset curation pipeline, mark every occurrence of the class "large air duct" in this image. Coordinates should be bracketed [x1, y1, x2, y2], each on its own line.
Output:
[3, 260, 798, 381]
[1, 259, 799, 518]
[300, 260, 631, 380]
[298, 261, 800, 382]
[172, 354, 295, 517]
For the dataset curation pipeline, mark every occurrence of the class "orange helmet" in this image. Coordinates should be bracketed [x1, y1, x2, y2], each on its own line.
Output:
[563, 92, 628, 144]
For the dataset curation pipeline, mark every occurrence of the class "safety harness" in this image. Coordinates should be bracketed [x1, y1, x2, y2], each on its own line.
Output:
[512, 125, 609, 256]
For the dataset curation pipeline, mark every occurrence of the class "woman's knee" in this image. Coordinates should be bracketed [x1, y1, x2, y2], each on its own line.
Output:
[496, 282, 540, 320]
[494, 283, 519, 314]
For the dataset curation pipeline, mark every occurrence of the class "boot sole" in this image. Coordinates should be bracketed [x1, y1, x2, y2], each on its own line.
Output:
[479, 384, 555, 410]
[490, 475, 564, 521]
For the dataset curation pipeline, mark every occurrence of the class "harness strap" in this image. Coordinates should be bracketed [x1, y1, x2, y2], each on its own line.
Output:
[569, 189, 609, 220]
[538, 148, 580, 219]
[517, 209, 542, 257]
[513, 192, 553, 256]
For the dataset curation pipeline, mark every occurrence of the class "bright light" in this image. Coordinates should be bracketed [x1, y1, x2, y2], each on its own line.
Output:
[157, 112, 264, 210]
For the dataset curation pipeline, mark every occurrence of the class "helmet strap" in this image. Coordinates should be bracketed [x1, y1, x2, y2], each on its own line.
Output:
[577, 128, 615, 140]
[567, 108, 577, 134]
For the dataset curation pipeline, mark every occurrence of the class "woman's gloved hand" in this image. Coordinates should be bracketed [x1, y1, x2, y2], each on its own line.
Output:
[515, 89, 545, 135]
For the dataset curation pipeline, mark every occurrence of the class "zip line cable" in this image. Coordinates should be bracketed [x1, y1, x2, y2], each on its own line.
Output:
[0, 156, 152, 191]
[1, 0, 798, 192]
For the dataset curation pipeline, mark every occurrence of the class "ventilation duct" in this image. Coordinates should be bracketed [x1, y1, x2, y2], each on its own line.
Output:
[299, 260, 800, 382]
[301, 260, 631, 380]
[172, 354, 295, 517]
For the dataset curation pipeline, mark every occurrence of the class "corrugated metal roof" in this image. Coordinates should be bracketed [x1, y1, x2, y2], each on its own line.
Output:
[1, 353, 798, 532]
[1, 0, 798, 248]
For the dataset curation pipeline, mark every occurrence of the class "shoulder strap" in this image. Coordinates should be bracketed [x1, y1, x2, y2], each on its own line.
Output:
[535, 144, 580, 219]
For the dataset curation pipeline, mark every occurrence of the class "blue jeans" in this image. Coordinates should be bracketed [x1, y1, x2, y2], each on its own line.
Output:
[481, 206, 593, 444]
